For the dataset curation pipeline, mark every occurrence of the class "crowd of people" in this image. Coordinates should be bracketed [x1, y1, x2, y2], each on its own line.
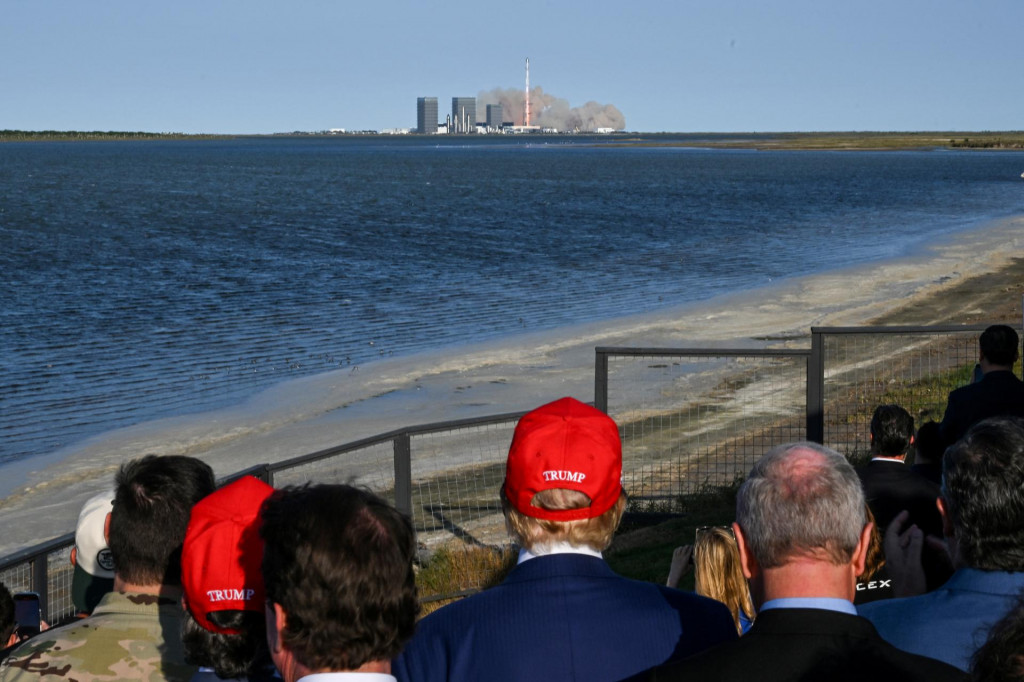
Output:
[0, 324, 1021, 681]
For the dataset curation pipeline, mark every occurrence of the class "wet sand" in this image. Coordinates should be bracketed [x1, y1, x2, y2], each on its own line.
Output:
[1, 215, 1022, 557]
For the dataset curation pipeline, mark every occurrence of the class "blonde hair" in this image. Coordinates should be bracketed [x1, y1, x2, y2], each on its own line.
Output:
[694, 527, 755, 635]
[503, 489, 627, 552]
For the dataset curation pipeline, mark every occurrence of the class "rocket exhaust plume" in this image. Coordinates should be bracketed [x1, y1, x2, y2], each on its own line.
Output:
[478, 83, 626, 132]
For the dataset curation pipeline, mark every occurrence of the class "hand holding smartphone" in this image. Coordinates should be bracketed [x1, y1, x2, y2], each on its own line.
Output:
[13, 592, 41, 639]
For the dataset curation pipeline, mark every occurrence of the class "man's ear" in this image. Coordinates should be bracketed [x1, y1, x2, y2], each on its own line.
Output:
[732, 522, 758, 579]
[266, 601, 287, 654]
[852, 521, 874, 577]
[103, 512, 112, 545]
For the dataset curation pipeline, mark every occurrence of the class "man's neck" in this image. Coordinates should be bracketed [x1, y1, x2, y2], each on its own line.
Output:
[112, 575, 176, 597]
[870, 454, 906, 463]
[980, 360, 1013, 375]
[290, 659, 391, 681]
[754, 559, 858, 609]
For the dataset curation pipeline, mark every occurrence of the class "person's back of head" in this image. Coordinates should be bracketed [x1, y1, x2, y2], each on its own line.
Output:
[693, 527, 753, 634]
[261, 484, 418, 678]
[942, 416, 1024, 571]
[870, 404, 915, 457]
[181, 475, 275, 679]
[737, 441, 866, 569]
[109, 454, 216, 587]
[71, 490, 116, 614]
[502, 397, 626, 552]
[914, 421, 945, 466]
[980, 325, 1020, 369]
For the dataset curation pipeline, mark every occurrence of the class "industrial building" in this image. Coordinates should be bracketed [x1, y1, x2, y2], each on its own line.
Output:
[417, 97, 438, 134]
[486, 104, 503, 131]
[451, 97, 476, 134]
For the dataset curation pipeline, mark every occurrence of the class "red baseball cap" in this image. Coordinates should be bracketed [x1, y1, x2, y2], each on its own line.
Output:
[181, 475, 274, 635]
[503, 397, 623, 522]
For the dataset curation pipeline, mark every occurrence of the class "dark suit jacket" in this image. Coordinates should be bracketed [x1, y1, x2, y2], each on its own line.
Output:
[648, 607, 966, 682]
[856, 459, 942, 537]
[939, 370, 1024, 446]
[393, 553, 737, 682]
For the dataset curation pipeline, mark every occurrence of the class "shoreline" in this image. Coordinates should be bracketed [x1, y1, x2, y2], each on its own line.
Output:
[1, 214, 1023, 556]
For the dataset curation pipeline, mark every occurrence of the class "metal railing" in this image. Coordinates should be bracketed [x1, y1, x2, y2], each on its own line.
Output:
[3, 322, 1017, 623]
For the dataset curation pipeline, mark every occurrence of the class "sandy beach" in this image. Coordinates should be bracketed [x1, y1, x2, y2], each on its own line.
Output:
[1, 214, 1023, 558]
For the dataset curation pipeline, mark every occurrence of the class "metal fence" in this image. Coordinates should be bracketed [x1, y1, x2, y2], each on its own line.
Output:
[2, 322, 1016, 623]
[594, 323, 1010, 514]
[811, 325, 989, 460]
[595, 348, 812, 509]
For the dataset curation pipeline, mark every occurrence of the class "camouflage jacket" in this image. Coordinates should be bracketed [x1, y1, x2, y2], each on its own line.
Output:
[0, 589, 197, 682]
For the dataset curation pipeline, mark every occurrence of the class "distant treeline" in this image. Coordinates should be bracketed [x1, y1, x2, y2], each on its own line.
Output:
[949, 137, 1024, 149]
[0, 130, 230, 142]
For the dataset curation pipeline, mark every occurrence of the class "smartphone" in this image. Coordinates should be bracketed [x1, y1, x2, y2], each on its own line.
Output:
[972, 363, 984, 383]
[14, 592, 41, 639]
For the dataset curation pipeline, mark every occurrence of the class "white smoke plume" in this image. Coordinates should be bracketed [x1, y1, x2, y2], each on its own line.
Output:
[477, 87, 625, 131]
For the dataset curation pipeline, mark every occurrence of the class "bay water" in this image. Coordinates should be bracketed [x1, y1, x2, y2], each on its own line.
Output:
[3, 136, 1024, 497]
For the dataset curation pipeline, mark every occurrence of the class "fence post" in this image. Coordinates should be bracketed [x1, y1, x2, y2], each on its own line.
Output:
[32, 556, 49, 622]
[807, 329, 825, 443]
[394, 433, 413, 519]
[595, 349, 609, 413]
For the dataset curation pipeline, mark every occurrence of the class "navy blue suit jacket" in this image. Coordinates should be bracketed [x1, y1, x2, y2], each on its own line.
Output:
[939, 370, 1024, 446]
[859, 568, 1024, 671]
[393, 553, 737, 682]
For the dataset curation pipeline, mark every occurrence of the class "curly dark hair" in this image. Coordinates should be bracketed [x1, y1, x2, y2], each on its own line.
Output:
[109, 455, 215, 586]
[181, 607, 271, 679]
[260, 484, 419, 672]
[943, 416, 1024, 571]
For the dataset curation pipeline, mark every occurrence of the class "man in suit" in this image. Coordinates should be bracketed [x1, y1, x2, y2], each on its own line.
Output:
[393, 397, 738, 682]
[857, 404, 942, 538]
[939, 324, 1024, 447]
[859, 416, 1024, 671]
[649, 442, 965, 682]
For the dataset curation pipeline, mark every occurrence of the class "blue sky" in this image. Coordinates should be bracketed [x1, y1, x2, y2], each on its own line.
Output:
[3, 0, 1022, 134]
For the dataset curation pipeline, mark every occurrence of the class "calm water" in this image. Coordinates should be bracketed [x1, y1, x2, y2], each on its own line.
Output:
[3, 137, 1024, 467]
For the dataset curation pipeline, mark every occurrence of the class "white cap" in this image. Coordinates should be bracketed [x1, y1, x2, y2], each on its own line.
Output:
[75, 491, 115, 578]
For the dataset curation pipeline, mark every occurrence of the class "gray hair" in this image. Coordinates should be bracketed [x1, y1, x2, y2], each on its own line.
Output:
[736, 442, 866, 569]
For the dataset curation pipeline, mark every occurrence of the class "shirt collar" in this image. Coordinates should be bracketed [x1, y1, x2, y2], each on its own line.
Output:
[298, 674, 396, 681]
[517, 542, 603, 564]
[759, 597, 857, 615]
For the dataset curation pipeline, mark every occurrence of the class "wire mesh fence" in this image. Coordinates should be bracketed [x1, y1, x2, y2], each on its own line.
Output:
[597, 349, 810, 512]
[269, 440, 396, 504]
[407, 419, 517, 549]
[816, 326, 987, 462]
[3, 323, 1018, 621]
[0, 561, 34, 597]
